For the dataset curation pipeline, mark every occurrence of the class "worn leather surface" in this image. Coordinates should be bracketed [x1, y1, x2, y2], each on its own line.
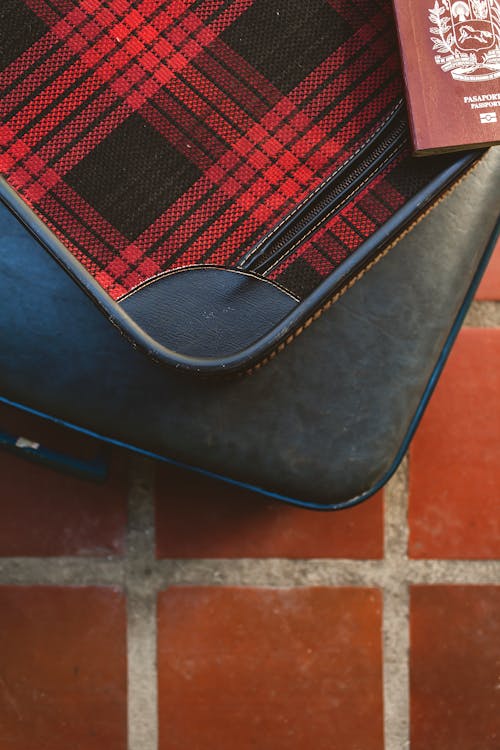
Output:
[120, 267, 297, 358]
[0, 148, 499, 506]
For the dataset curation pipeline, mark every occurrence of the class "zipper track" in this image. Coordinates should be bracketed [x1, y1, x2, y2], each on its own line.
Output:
[238, 101, 408, 276]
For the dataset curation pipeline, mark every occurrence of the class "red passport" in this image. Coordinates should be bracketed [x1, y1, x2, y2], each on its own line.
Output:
[393, 0, 500, 154]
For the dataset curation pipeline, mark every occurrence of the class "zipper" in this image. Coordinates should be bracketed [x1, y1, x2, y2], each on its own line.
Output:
[238, 100, 409, 276]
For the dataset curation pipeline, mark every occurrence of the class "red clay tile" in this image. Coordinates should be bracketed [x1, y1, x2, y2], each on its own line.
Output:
[409, 329, 500, 559]
[155, 464, 383, 559]
[158, 586, 383, 750]
[411, 585, 500, 750]
[0, 586, 127, 750]
[476, 238, 500, 300]
[0, 404, 129, 557]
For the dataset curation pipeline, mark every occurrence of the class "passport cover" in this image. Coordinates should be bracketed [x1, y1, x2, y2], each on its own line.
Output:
[393, 0, 500, 154]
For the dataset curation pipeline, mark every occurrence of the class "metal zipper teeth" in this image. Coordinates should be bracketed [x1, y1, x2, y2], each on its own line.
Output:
[239, 109, 409, 276]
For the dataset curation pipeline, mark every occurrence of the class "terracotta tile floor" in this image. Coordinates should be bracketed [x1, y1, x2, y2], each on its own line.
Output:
[410, 586, 500, 750]
[409, 329, 500, 560]
[0, 586, 127, 750]
[158, 587, 383, 750]
[0, 240, 499, 750]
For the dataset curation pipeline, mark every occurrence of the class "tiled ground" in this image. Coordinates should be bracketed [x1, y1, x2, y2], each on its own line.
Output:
[0, 241, 499, 750]
[0, 410, 127, 557]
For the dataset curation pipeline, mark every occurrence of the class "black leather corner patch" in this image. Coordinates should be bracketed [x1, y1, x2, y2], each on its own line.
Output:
[119, 267, 298, 360]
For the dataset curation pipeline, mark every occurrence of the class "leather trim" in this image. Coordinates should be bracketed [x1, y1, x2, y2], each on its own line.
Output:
[0, 149, 482, 375]
[119, 266, 298, 359]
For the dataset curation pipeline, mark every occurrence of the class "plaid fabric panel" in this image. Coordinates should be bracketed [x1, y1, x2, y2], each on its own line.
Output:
[1, 0, 434, 301]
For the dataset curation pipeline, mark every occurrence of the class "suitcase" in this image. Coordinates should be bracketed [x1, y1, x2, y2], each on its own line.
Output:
[1, 148, 498, 509]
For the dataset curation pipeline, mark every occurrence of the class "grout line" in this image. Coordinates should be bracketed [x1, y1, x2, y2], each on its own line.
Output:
[383, 457, 410, 750]
[0, 556, 499, 587]
[465, 300, 500, 328]
[125, 457, 158, 750]
[383, 583, 410, 750]
[0, 557, 125, 585]
[153, 558, 385, 587]
[402, 560, 500, 583]
[384, 456, 409, 560]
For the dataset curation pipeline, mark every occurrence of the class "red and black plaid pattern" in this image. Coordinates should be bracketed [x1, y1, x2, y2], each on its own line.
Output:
[1, 0, 431, 301]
